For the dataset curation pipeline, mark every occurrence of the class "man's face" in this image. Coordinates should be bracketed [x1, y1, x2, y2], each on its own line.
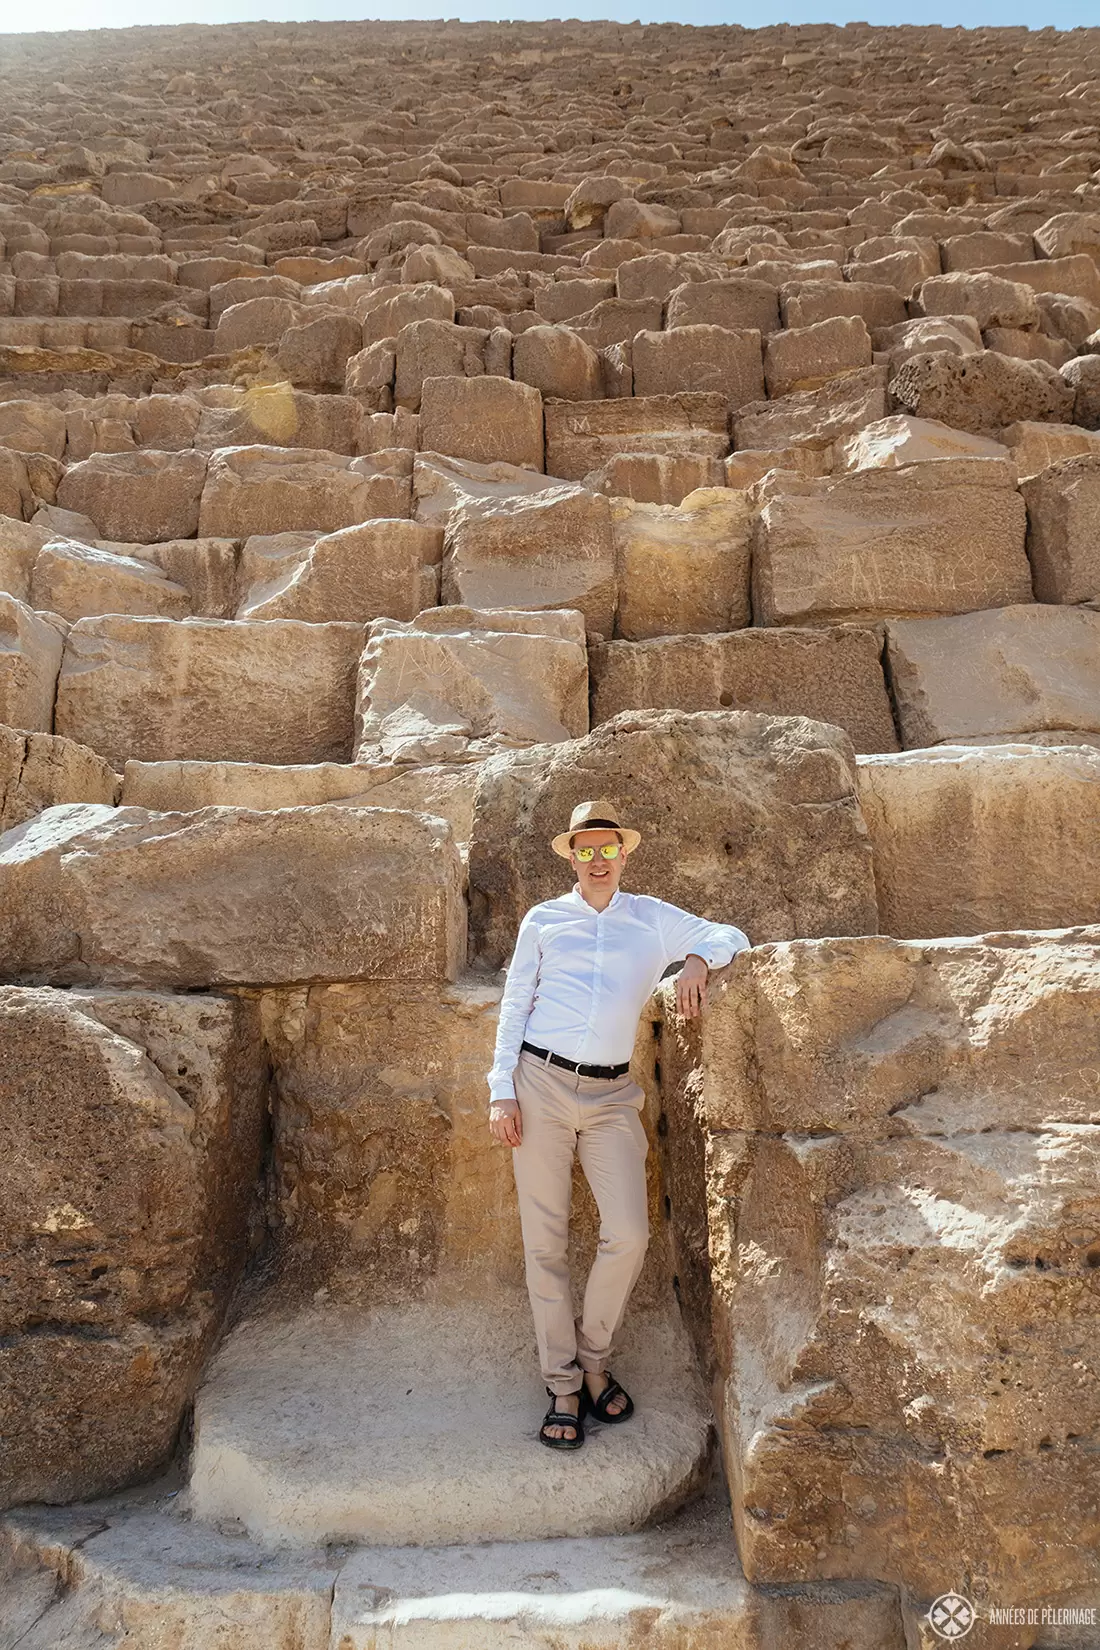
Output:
[568, 828, 627, 896]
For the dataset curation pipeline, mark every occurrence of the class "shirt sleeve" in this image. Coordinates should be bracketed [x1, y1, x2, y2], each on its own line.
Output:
[486, 909, 542, 1103]
[656, 899, 751, 972]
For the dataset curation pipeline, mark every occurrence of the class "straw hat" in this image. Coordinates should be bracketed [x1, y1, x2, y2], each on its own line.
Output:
[550, 799, 642, 859]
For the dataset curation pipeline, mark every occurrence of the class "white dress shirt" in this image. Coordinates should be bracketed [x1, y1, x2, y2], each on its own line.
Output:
[487, 885, 751, 1102]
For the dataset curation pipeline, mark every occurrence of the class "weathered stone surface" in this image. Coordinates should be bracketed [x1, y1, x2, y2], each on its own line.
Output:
[0, 723, 118, 833]
[859, 744, 1100, 938]
[1021, 453, 1100, 604]
[512, 324, 602, 400]
[0, 804, 465, 988]
[30, 538, 192, 621]
[631, 327, 764, 410]
[1001, 419, 1100, 481]
[0, 987, 264, 1506]
[55, 615, 364, 768]
[890, 349, 1075, 435]
[545, 393, 728, 481]
[916, 270, 1041, 330]
[0, 516, 53, 605]
[764, 316, 872, 399]
[444, 482, 615, 640]
[469, 709, 878, 968]
[56, 451, 207, 542]
[886, 604, 1100, 746]
[698, 931, 1100, 1601]
[754, 460, 1031, 625]
[666, 277, 780, 334]
[418, 376, 544, 471]
[413, 450, 557, 524]
[355, 606, 588, 764]
[835, 414, 1008, 473]
[199, 446, 411, 538]
[591, 628, 898, 755]
[98, 536, 240, 619]
[0, 594, 65, 734]
[611, 488, 752, 640]
[732, 366, 887, 454]
[236, 519, 442, 622]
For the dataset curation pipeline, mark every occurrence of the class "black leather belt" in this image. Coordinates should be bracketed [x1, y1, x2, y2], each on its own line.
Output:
[521, 1040, 631, 1080]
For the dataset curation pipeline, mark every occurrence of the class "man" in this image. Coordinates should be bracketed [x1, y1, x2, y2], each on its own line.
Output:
[487, 799, 751, 1450]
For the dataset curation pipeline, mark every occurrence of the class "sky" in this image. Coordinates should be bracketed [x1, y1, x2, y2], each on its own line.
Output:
[3, 0, 1100, 32]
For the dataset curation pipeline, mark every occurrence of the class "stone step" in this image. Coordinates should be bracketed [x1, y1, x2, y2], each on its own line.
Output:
[0, 1484, 907, 1650]
[189, 1295, 713, 1548]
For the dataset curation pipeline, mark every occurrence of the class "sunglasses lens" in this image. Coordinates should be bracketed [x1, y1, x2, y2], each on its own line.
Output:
[600, 844, 621, 859]
[575, 843, 621, 861]
[575, 846, 594, 860]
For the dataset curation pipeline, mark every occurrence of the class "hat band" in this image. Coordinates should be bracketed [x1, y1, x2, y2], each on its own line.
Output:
[570, 817, 620, 834]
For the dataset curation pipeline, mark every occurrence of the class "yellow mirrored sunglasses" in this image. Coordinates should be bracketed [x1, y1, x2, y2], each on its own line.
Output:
[573, 842, 622, 861]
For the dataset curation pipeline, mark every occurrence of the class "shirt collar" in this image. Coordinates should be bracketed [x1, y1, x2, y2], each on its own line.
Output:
[570, 883, 624, 914]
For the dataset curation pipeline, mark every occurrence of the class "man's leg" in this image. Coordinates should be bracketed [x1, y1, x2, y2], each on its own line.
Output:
[511, 1054, 584, 1405]
[574, 1079, 650, 1387]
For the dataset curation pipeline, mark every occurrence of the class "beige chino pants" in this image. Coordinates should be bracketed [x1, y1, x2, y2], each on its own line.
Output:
[511, 1048, 650, 1397]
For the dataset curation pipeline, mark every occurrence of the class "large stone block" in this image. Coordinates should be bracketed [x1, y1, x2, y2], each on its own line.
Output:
[835, 414, 1008, 473]
[56, 450, 208, 542]
[886, 604, 1100, 746]
[763, 315, 872, 399]
[98, 536, 240, 619]
[754, 460, 1031, 626]
[355, 606, 588, 763]
[418, 376, 544, 471]
[890, 349, 1074, 436]
[393, 318, 488, 411]
[55, 615, 365, 769]
[698, 932, 1100, 1604]
[0, 722, 118, 832]
[0, 987, 265, 1506]
[512, 324, 602, 401]
[630, 327, 764, 410]
[444, 482, 615, 640]
[236, 519, 442, 622]
[591, 628, 898, 755]
[859, 744, 1100, 938]
[666, 277, 780, 334]
[30, 538, 192, 621]
[544, 394, 728, 482]
[611, 488, 752, 640]
[199, 446, 411, 538]
[0, 516, 52, 604]
[731, 366, 887, 454]
[1021, 453, 1100, 604]
[468, 709, 878, 968]
[0, 803, 465, 988]
[0, 594, 65, 734]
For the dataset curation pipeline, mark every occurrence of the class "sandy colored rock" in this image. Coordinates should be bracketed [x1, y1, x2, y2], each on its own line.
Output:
[418, 376, 544, 471]
[355, 605, 588, 764]
[886, 604, 1100, 746]
[469, 709, 877, 968]
[56, 450, 207, 542]
[1021, 453, 1100, 604]
[0, 987, 264, 1506]
[611, 487, 752, 640]
[512, 325, 602, 401]
[0, 516, 53, 605]
[444, 482, 615, 640]
[835, 414, 1009, 473]
[412, 450, 559, 525]
[916, 271, 1041, 330]
[0, 803, 465, 988]
[732, 366, 887, 453]
[236, 519, 442, 622]
[199, 445, 410, 538]
[545, 393, 728, 481]
[666, 277, 780, 334]
[631, 327, 764, 410]
[0, 594, 65, 734]
[1000, 419, 1100, 481]
[591, 628, 898, 755]
[764, 316, 872, 399]
[30, 538, 192, 621]
[0, 723, 117, 832]
[55, 615, 364, 769]
[98, 536, 240, 619]
[890, 349, 1074, 436]
[754, 460, 1031, 626]
[858, 744, 1100, 938]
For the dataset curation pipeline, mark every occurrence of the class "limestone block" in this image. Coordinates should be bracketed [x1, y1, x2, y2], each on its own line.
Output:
[890, 349, 1074, 436]
[55, 615, 364, 769]
[611, 488, 752, 640]
[567, 297, 663, 349]
[0, 987, 264, 1506]
[412, 450, 559, 524]
[198, 445, 411, 538]
[666, 277, 779, 334]
[213, 295, 307, 351]
[512, 325, 602, 401]
[764, 316, 872, 399]
[534, 278, 616, 324]
[355, 605, 588, 764]
[545, 393, 728, 482]
[236, 519, 442, 622]
[886, 604, 1100, 745]
[418, 376, 544, 471]
[393, 319, 488, 411]
[0, 399, 67, 459]
[985, 252, 1100, 307]
[1062, 352, 1100, 429]
[56, 450, 207, 542]
[30, 539, 192, 621]
[444, 482, 615, 641]
[1021, 453, 1100, 604]
[193, 385, 360, 456]
[872, 313, 983, 372]
[1034, 212, 1100, 260]
[99, 536, 240, 619]
[1002, 420, 1100, 481]
[0, 803, 465, 988]
[361, 283, 455, 346]
[916, 271, 1041, 330]
[468, 709, 877, 968]
[276, 310, 364, 392]
[0, 450, 50, 521]
[835, 414, 1009, 473]
[700, 932, 1100, 1601]
[0, 515, 53, 603]
[0, 594, 65, 733]
[0, 723, 118, 833]
[732, 366, 887, 454]
[591, 628, 898, 755]
[858, 745, 1100, 938]
[630, 326, 764, 412]
[780, 279, 905, 331]
[754, 460, 1031, 626]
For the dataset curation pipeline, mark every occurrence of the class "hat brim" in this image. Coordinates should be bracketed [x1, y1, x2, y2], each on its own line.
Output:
[551, 825, 642, 858]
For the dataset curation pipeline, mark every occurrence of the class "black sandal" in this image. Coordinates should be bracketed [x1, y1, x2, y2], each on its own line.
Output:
[587, 1369, 634, 1424]
[539, 1385, 585, 1449]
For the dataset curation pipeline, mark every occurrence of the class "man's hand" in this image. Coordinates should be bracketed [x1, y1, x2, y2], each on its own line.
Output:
[489, 1097, 523, 1147]
[675, 953, 709, 1019]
